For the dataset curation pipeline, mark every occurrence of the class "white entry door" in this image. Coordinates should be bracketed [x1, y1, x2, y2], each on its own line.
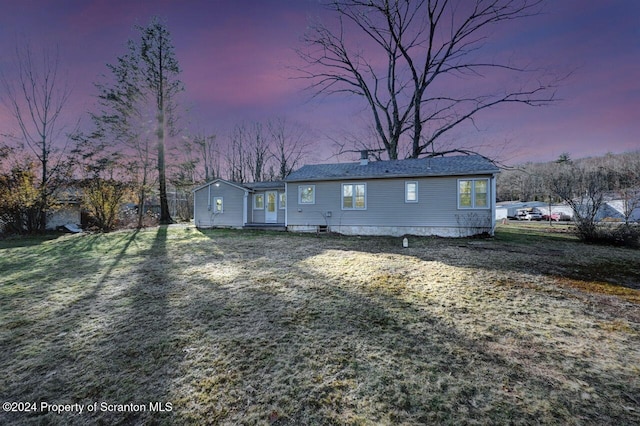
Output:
[265, 191, 278, 223]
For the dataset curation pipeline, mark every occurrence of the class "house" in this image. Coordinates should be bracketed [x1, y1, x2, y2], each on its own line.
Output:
[285, 154, 499, 237]
[602, 199, 640, 222]
[193, 179, 286, 229]
[193, 154, 500, 237]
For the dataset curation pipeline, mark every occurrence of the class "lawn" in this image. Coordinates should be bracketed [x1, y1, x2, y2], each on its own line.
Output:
[1, 223, 639, 425]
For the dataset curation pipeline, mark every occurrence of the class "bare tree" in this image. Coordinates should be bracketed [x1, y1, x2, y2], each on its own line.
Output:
[1, 43, 74, 231]
[297, 0, 558, 160]
[226, 122, 272, 183]
[227, 125, 248, 183]
[547, 162, 607, 241]
[610, 151, 640, 225]
[244, 122, 271, 182]
[192, 132, 221, 182]
[267, 117, 310, 180]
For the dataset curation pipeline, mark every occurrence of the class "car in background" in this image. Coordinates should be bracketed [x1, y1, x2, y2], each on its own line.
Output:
[516, 208, 543, 221]
[541, 212, 562, 222]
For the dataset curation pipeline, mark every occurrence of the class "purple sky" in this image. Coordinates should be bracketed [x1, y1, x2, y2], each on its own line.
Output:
[1, 0, 638, 164]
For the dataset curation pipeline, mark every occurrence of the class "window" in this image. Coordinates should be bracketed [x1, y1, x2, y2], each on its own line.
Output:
[279, 193, 286, 209]
[458, 178, 490, 209]
[474, 180, 488, 208]
[298, 185, 315, 204]
[405, 181, 418, 203]
[254, 194, 264, 209]
[342, 183, 366, 210]
[266, 192, 277, 213]
[213, 197, 223, 213]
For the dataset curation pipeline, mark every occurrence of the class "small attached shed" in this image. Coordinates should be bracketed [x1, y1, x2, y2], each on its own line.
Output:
[193, 179, 285, 229]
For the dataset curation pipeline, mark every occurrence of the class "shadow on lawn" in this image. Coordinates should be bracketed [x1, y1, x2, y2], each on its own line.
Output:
[183, 229, 638, 424]
[82, 225, 179, 424]
[169, 235, 570, 424]
[3, 228, 636, 424]
[0, 229, 145, 425]
[198, 226, 640, 289]
[0, 232, 62, 249]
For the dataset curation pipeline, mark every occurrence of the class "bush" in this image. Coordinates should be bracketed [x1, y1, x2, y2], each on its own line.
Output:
[576, 223, 640, 248]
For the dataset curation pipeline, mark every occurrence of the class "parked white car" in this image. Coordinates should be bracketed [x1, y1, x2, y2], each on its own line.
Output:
[516, 208, 543, 221]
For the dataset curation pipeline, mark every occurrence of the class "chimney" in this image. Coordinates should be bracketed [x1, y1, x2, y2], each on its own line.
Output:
[359, 150, 369, 166]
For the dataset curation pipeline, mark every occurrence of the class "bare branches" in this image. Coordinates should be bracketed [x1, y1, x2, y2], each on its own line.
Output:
[267, 118, 311, 180]
[296, 0, 557, 160]
[0, 42, 74, 231]
[224, 118, 310, 183]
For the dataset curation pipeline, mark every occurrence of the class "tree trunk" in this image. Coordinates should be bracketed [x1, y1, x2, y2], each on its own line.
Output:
[158, 108, 172, 224]
[40, 154, 48, 232]
[137, 185, 146, 228]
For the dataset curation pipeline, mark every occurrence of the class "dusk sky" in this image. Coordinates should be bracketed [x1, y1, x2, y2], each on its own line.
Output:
[1, 0, 638, 165]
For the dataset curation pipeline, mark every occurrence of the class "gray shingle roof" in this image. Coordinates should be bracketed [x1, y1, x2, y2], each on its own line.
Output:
[244, 181, 285, 190]
[285, 155, 499, 182]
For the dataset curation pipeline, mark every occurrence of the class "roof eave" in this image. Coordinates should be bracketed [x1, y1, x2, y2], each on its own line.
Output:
[192, 178, 251, 193]
[285, 169, 499, 182]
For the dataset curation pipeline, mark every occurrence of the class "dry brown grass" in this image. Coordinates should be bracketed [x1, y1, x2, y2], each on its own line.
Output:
[0, 224, 639, 425]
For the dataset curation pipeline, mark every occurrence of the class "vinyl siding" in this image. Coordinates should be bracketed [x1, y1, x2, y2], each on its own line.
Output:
[194, 182, 246, 227]
[286, 176, 492, 230]
[248, 191, 285, 224]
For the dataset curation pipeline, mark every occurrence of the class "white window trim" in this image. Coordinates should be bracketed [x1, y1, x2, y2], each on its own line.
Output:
[213, 196, 224, 213]
[298, 185, 315, 205]
[253, 193, 264, 210]
[457, 178, 490, 209]
[405, 181, 418, 203]
[279, 192, 286, 209]
[341, 182, 367, 210]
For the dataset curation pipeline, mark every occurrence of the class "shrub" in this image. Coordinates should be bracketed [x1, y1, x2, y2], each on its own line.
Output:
[577, 223, 640, 248]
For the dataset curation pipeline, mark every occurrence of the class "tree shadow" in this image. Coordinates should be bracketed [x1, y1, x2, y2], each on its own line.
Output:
[80, 225, 178, 424]
[2, 227, 637, 424]
[178, 230, 639, 423]
[0, 232, 62, 249]
[0, 229, 146, 424]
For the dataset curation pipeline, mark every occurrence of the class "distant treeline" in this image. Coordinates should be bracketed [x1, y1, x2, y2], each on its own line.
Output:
[497, 151, 640, 203]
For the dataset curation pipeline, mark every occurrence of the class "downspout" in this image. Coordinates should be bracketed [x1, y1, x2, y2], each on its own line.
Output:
[491, 173, 497, 236]
[243, 191, 248, 226]
[193, 187, 197, 227]
[284, 183, 288, 228]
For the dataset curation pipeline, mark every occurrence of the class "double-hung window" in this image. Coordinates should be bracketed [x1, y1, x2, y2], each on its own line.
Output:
[254, 194, 264, 209]
[405, 181, 418, 203]
[342, 183, 366, 210]
[213, 197, 223, 213]
[458, 178, 489, 209]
